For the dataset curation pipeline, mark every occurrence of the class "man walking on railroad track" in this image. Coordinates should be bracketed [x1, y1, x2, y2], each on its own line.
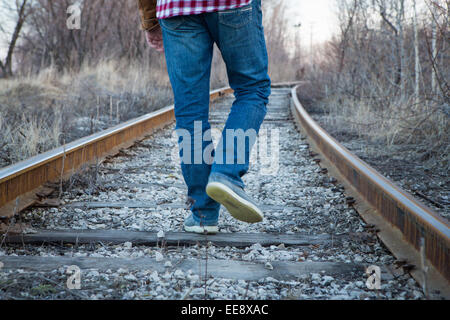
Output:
[137, 0, 271, 234]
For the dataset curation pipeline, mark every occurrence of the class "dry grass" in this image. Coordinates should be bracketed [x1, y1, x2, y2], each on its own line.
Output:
[311, 93, 449, 166]
[0, 59, 173, 168]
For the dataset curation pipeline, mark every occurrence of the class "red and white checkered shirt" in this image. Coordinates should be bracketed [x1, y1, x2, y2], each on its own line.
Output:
[156, 0, 252, 19]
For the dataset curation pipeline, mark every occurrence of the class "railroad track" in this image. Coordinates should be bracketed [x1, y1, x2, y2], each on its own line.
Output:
[0, 85, 448, 300]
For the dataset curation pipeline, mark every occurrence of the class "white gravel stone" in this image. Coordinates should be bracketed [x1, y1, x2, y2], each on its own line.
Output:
[174, 269, 185, 279]
[322, 276, 334, 286]
[191, 288, 204, 296]
[87, 270, 100, 278]
[150, 271, 160, 282]
[123, 292, 135, 299]
[155, 252, 164, 262]
[124, 274, 137, 282]
[117, 268, 129, 275]
[164, 261, 172, 268]
[311, 273, 321, 282]
[188, 274, 200, 283]
[123, 242, 132, 249]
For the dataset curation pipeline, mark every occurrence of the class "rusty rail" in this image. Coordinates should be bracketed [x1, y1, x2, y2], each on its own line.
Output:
[291, 85, 449, 297]
[0, 88, 233, 218]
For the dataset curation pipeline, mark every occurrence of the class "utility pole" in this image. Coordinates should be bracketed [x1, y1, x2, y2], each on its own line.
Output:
[431, 11, 437, 95]
[413, 0, 420, 105]
[395, 0, 406, 97]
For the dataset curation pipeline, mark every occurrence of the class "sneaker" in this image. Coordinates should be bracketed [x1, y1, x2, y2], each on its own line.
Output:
[206, 176, 264, 223]
[183, 214, 219, 234]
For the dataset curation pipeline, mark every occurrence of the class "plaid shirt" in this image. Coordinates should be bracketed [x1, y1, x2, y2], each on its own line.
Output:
[156, 0, 252, 19]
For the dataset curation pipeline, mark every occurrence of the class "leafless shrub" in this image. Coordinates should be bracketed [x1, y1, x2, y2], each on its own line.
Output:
[306, 0, 449, 162]
[0, 59, 172, 168]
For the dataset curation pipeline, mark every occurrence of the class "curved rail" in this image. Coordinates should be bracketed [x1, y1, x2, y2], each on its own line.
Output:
[291, 85, 449, 295]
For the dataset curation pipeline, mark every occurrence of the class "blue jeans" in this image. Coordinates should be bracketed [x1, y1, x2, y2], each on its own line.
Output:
[160, 0, 271, 224]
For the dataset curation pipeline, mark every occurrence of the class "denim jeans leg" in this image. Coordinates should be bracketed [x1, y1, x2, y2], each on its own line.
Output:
[206, 0, 271, 188]
[160, 16, 220, 224]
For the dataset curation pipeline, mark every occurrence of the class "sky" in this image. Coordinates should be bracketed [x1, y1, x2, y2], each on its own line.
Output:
[283, 0, 339, 46]
[0, 0, 340, 60]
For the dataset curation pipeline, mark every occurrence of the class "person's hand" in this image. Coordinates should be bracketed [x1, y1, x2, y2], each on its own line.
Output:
[145, 26, 164, 53]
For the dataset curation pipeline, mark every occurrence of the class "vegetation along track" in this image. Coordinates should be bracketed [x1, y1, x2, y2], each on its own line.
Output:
[0, 85, 448, 300]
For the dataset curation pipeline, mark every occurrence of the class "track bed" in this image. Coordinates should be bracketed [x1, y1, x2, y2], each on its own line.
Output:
[0, 89, 431, 300]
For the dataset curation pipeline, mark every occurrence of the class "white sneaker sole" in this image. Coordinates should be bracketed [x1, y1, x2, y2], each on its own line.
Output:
[184, 224, 219, 234]
[206, 182, 264, 223]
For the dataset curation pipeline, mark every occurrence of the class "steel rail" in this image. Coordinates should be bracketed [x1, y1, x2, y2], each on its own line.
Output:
[0, 87, 233, 218]
[291, 85, 449, 296]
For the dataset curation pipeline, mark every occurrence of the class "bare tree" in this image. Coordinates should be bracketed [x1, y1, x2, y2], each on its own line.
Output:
[13, 0, 152, 73]
[336, 0, 359, 74]
[305, 0, 448, 159]
[375, 0, 406, 95]
[431, 14, 437, 94]
[424, 0, 449, 102]
[413, 0, 420, 103]
[0, 0, 30, 77]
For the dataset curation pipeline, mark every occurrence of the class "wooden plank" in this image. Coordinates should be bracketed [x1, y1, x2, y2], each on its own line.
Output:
[3, 230, 341, 247]
[0, 186, 54, 219]
[103, 182, 186, 190]
[100, 167, 176, 174]
[64, 201, 302, 211]
[0, 256, 370, 281]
